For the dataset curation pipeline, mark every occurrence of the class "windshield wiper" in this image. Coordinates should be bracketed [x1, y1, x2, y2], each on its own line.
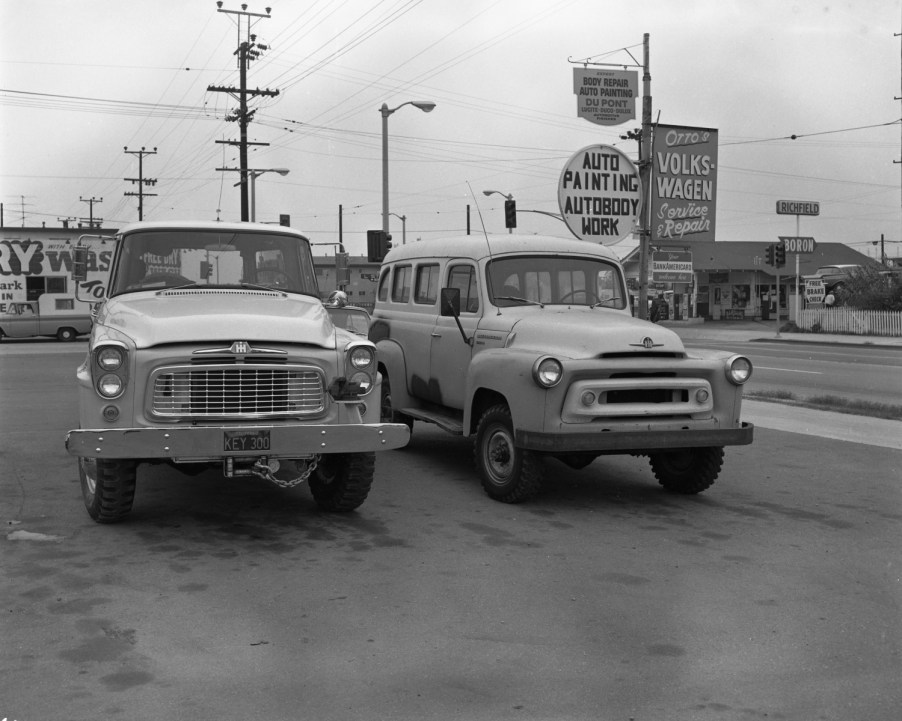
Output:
[591, 296, 623, 308]
[494, 295, 544, 308]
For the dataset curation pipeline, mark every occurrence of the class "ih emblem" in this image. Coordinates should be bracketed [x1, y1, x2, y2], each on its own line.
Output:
[629, 336, 663, 349]
[230, 341, 251, 355]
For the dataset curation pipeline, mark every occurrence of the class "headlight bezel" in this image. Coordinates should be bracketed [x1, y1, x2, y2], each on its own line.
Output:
[532, 356, 564, 389]
[92, 342, 129, 398]
[726, 355, 753, 385]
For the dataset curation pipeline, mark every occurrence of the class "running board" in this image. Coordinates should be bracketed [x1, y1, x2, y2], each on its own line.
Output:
[400, 407, 464, 435]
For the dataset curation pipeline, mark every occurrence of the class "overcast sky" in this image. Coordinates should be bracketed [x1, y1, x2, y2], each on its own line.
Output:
[1, 0, 900, 259]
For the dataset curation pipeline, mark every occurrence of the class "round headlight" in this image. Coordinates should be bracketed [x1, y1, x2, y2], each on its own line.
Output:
[727, 356, 753, 385]
[350, 346, 375, 370]
[533, 357, 563, 388]
[98, 373, 123, 398]
[97, 346, 124, 371]
[350, 371, 373, 395]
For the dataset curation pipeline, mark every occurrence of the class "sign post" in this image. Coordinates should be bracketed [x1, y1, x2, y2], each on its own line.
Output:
[776, 201, 819, 325]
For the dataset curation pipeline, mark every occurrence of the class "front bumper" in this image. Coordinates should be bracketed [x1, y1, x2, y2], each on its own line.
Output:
[517, 421, 754, 453]
[66, 422, 411, 460]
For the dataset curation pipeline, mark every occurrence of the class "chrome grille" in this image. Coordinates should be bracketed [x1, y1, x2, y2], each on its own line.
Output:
[151, 364, 325, 419]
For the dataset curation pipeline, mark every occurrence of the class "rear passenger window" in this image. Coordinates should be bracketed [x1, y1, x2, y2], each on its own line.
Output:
[448, 264, 479, 313]
[414, 264, 440, 305]
[391, 265, 412, 303]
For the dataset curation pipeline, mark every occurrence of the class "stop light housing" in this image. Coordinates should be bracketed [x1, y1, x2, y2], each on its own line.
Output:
[765, 244, 775, 266]
[775, 243, 786, 267]
[504, 199, 517, 229]
[367, 230, 393, 263]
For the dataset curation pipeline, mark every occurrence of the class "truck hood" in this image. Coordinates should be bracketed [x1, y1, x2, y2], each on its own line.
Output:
[484, 307, 685, 358]
[97, 289, 335, 349]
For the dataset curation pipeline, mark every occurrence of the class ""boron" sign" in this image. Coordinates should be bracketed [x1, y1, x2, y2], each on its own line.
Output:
[778, 236, 817, 254]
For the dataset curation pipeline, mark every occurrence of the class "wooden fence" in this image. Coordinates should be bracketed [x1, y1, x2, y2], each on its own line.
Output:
[797, 308, 902, 336]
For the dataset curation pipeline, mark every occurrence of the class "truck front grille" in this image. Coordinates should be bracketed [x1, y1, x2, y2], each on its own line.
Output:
[151, 364, 325, 419]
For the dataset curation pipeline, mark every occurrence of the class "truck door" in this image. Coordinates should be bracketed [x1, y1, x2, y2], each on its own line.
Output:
[429, 262, 480, 410]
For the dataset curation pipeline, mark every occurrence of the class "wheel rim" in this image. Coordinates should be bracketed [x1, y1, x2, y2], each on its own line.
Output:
[484, 426, 514, 483]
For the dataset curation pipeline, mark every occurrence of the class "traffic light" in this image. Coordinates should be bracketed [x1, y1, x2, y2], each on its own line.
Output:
[774, 243, 786, 267]
[765, 244, 775, 266]
[504, 199, 517, 229]
[366, 230, 393, 263]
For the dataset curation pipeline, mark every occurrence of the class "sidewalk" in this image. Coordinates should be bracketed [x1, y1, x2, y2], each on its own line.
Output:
[659, 319, 902, 348]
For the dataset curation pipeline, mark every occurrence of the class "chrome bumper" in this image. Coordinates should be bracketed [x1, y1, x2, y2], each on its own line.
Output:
[66, 422, 411, 460]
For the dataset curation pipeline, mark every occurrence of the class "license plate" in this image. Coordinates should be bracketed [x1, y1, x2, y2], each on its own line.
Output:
[223, 429, 271, 452]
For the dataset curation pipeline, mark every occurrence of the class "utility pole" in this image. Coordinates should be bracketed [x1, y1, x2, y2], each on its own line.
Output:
[124, 147, 158, 221]
[79, 196, 103, 228]
[208, 3, 279, 222]
[637, 33, 652, 321]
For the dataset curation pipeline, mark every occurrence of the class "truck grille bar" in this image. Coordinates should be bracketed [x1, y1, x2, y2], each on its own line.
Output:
[150, 364, 325, 419]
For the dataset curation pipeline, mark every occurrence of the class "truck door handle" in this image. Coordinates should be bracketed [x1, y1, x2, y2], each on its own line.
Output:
[431, 331, 441, 337]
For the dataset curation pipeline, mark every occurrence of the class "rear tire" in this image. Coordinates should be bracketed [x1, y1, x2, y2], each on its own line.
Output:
[649, 447, 724, 494]
[57, 327, 77, 342]
[473, 403, 543, 503]
[308, 453, 375, 512]
[79, 457, 138, 523]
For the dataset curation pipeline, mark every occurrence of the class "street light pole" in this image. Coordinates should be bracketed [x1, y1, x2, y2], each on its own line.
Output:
[482, 189, 513, 233]
[381, 100, 436, 233]
[390, 212, 407, 245]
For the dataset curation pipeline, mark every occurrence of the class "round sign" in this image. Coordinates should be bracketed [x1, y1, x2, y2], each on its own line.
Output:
[558, 144, 641, 245]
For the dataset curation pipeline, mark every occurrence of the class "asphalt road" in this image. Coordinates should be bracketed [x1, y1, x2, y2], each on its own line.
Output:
[2, 345, 901, 721]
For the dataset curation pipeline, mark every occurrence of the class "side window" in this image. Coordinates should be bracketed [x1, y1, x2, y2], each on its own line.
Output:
[55, 298, 75, 310]
[414, 264, 440, 305]
[391, 265, 412, 303]
[448, 264, 479, 313]
[377, 268, 391, 302]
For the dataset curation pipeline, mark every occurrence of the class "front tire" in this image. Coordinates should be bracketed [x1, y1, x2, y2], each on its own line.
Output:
[79, 457, 138, 523]
[649, 446, 724, 494]
[473, 404, 543, 503]
[308, 453, 375, 512]
[380, 373, 413, 431]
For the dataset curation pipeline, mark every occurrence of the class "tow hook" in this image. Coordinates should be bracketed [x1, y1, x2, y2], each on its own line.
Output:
[223, 456, 319, 488]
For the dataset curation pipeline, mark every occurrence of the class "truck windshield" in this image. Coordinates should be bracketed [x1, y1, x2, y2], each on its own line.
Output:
[108, 229, 319, 298]
[488, 255, 625, 309]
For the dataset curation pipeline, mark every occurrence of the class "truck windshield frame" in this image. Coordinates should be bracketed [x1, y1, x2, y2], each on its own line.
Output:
[487, 255, 626, 309]
[107, 229, 319, 298]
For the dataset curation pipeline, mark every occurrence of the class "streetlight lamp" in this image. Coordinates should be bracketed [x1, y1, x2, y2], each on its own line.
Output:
[389, 212, 407, 245]
[483, 189, 514, 233]
[381, 100, 435, 233]
[248, 168, 290, 222]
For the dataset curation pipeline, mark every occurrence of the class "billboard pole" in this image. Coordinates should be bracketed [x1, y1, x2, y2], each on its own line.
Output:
[638, 33, 652, 320]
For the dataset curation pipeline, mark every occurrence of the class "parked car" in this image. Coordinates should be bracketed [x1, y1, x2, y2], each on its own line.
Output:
[369, 234, 754, 503]
[803, 264, 861, 293]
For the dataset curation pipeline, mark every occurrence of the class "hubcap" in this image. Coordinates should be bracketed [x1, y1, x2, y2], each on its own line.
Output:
[486, 429, 513, 480]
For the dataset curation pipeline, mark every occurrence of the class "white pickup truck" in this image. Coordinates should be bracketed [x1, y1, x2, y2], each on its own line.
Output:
[65, 221, 410, 522]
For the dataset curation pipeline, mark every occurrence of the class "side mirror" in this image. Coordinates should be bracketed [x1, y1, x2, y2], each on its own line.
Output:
[72, 246, 88, 281]
[440, 287, 460, 317]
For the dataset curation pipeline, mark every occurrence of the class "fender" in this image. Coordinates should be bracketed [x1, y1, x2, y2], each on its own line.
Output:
[463, 347, 558, 437]
[374, 337, 415, 410]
